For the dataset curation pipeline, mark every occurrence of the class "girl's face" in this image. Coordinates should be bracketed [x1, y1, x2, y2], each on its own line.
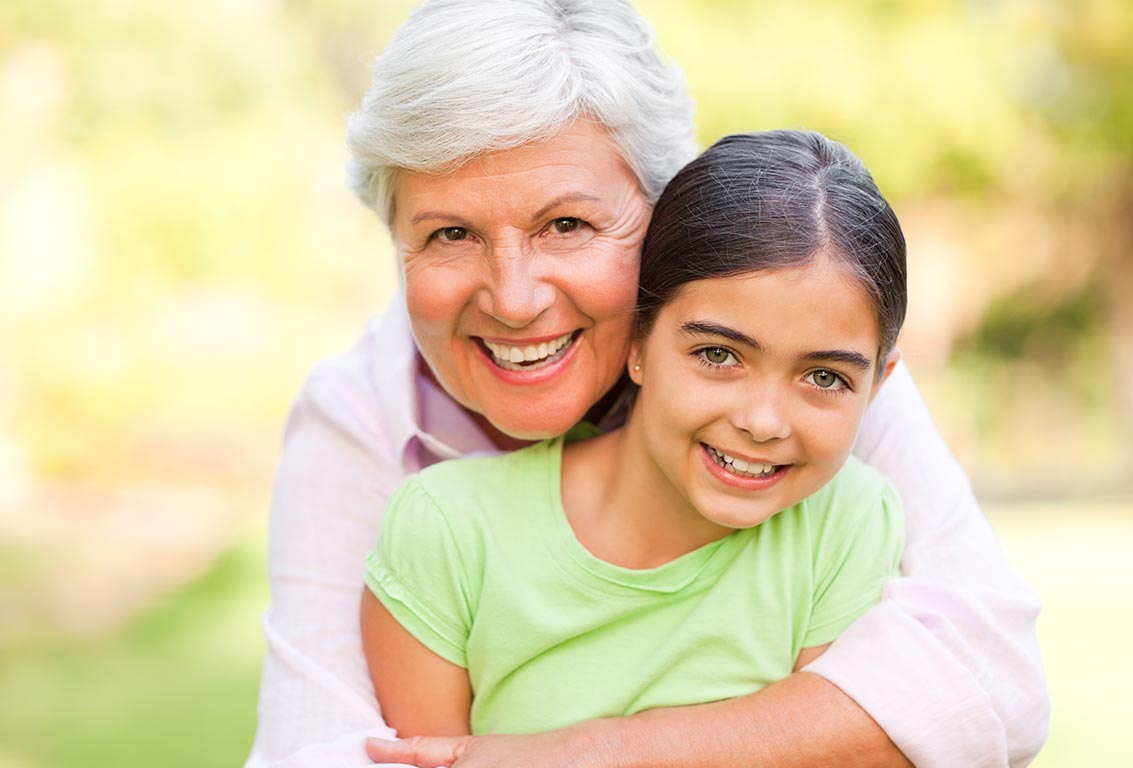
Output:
[627, 256, 898, 536]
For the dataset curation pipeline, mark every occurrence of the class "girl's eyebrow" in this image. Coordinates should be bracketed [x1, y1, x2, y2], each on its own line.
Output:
[679, 321, 760, 349]
[799, 350, 873, 371]
[680, 321, 873, 371]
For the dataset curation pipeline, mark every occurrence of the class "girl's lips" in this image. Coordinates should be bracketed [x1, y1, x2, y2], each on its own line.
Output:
[473, 331, 581, 386]
[700, 443, 790, 490]
[704, 444, 782, 475]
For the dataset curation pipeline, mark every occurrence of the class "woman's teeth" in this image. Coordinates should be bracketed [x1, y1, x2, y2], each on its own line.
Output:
[707, 445, 778, 478]
[483, 332, 574, 370]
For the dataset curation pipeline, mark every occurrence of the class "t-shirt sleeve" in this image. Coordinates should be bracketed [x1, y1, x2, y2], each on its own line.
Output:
[803, 474, 905, 648]
[364, 475, 475, 668]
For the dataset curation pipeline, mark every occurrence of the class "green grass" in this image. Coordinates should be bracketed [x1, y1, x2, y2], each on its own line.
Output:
[0, 507, 1127, 767]
[988, 502, 1133, 767]
[0, 542, 267, 768]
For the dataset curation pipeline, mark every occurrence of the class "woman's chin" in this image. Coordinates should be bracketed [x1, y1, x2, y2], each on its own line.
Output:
[483, 410, 585, 445]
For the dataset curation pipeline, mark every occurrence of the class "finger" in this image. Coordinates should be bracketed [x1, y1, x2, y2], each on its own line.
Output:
[366, 736, 462, 767]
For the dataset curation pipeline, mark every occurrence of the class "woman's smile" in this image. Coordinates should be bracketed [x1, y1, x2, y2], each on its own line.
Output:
[476, 331, 578, 372]
[394, 121, 649, 443]
[472, 331, 582, 384]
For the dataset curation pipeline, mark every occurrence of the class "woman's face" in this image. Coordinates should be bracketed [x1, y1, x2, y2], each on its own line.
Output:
[627, 257, 897, 538]
[393, 122, 651, 441]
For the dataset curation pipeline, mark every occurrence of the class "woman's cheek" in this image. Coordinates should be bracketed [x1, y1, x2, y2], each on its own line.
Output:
[404, 267, 471, 335]
[584, 241, 641, 315]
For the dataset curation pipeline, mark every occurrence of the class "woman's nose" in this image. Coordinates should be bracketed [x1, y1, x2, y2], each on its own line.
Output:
[478, 248, 556, 329]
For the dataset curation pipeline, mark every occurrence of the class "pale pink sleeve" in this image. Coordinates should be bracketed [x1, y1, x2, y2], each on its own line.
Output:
[244, 355, 400, 767]
[806, 360, 1050, 767]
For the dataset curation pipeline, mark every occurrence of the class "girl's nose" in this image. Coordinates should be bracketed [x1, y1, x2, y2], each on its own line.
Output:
[733, 385, 792, 444]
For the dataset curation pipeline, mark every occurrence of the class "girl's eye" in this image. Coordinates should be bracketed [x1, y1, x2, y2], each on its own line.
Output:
[698, 347, 738, 367]
[434, 226, 469, 242]
[549, 217, 581, 234]
[806, 369, 849, 391]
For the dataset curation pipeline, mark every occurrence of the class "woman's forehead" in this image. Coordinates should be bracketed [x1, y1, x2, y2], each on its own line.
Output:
[392, 124, 645, 231]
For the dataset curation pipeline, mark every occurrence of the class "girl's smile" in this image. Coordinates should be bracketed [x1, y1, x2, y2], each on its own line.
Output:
[615, 254, 899, 552]
[701, 443, 790, 486]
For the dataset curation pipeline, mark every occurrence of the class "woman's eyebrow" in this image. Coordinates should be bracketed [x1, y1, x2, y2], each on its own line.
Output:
[409, 211, 474, 227]
[679, 321, 760, 349]
[799, 349, 873, 371]
[409, 193, 601, 227]
[531, 193, 602, 221]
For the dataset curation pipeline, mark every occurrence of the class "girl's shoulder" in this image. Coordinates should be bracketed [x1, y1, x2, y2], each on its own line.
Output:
[811, 454, 897, 499]
[797, 456, 903, 533]
[403, 437, 564, 521]
[416, 437, 561, 487]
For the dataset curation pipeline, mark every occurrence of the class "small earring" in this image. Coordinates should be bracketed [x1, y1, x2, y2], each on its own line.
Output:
[633, 364, 641, 371]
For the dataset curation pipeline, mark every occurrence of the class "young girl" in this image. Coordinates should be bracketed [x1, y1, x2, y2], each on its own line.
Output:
[360, 130, 908, 738]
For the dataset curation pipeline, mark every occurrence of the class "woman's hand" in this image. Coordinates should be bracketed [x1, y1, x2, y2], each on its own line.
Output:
[365, 724, 610, 768]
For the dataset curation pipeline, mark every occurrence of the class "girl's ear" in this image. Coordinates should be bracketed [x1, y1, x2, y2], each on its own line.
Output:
[627, 339, 644, 385]
[868, 347, 902, 404]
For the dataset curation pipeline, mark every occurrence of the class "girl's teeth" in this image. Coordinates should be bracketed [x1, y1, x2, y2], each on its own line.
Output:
[709, 446, 776, 477]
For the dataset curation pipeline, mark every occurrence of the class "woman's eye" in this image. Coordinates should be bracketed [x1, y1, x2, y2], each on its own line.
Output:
[434, 226, 468, 242]
[699, 347, 737, 367]
[807, 369, 848, 391]
[549, 217, 581, 234]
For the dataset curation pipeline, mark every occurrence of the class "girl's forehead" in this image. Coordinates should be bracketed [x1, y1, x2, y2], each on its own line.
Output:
[655, 261, 881, 350]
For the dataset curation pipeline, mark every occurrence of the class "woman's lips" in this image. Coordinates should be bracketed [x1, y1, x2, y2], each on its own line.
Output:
[479, 331, 576, 370]
[473, 331, 581, 385]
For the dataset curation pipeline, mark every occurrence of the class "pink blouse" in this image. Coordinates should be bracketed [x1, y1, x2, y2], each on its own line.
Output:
[245, 294, 1048, 767]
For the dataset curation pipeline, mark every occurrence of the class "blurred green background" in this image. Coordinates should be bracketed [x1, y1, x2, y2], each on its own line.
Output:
[1, 0, 1130, 765]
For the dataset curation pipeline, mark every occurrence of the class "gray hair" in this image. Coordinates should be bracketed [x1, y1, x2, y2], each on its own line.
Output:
[346, 0, 698, 227]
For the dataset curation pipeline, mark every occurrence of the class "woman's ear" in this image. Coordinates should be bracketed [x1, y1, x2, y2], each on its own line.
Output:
[627, 340, 644, 385]
[868, 347, 901, 404]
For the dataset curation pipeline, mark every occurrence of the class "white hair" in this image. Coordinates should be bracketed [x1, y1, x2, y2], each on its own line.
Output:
[345, 0, 698, 227]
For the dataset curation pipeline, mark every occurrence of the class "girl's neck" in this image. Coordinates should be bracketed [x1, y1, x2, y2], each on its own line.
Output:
[561, 407, 733, 570]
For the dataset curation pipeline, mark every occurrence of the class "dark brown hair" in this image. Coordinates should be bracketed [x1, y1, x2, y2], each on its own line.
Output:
[635, 130, 907, 360]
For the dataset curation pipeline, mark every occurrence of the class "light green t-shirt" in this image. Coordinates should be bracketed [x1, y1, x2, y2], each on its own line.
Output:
[365, 437, 903, 735]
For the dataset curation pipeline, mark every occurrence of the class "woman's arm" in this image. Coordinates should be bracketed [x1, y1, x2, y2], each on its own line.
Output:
[360, 590, 471, 736]
[246, 317, 410, 768]
[365, 673, 910, 768]
[817, 359, 1049, 766]
[365, 361, 1046, 768]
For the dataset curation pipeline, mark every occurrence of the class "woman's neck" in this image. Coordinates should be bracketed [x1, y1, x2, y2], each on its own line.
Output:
[471, 411, 537, 452]
[561, 408, 733, 570]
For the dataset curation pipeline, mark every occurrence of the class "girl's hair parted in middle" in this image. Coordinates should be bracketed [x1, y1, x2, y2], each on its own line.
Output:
[635, 130, 907, 362]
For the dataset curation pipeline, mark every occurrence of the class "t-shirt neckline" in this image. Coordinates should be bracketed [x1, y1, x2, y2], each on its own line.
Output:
[537, 437, 745, 596]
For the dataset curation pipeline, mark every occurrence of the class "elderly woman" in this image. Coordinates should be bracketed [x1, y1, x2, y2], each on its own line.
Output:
[246, 1, 1048, 767]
